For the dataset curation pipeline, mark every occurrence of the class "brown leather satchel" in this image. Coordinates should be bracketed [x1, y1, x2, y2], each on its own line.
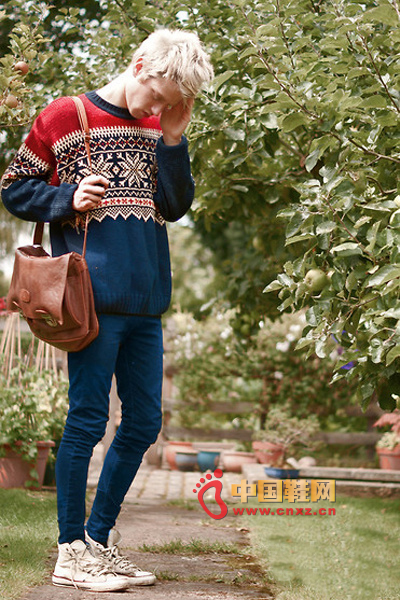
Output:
[6, 96, 99, 352]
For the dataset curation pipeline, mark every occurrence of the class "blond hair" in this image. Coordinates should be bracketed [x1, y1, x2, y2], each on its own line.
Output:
[132, 29, 214, 98]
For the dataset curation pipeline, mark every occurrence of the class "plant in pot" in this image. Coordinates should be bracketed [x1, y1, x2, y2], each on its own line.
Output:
[252, 405, 321, 478]
[0, 362, 68, 488]
[373, 410, 400, 470]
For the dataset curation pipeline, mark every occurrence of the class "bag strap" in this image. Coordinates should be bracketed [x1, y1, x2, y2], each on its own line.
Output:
[33, 221, 44, 245]
[33, 95, 92, 258]
[71, 96, 93, 175]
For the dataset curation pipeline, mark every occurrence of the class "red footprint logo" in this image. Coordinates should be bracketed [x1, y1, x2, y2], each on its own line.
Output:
[193, 469, 228, 520]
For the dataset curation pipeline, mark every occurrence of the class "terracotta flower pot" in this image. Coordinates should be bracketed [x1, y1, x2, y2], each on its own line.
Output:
[164, 441, 193, 470]
[252, 440, 285, 466]
[376, 446, 400, 470]
[193, 442, 236, 452]
[220, 451, 257, 473]
[0, 441, 55, 489]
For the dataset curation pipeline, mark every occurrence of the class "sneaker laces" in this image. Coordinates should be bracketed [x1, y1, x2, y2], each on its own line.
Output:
[99, 545, 142, 572]
[66, 545, 114, 589]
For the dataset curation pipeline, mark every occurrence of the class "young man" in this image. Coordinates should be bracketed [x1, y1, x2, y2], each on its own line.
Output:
[1, 29, 213, 592]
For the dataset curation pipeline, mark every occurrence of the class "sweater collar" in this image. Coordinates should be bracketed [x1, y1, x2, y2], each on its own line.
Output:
[85, 91, 136, 120]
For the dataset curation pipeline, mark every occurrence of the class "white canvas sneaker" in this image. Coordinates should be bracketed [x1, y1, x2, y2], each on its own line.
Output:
[52, 539, 130, 591]
[86, 529, 156, 586]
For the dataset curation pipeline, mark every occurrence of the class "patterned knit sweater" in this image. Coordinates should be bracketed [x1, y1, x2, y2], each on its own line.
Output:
[0, 92, 194, 316]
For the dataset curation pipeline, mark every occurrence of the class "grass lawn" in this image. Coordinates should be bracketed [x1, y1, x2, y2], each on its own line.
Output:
[0, 488, 58, 600]
[244, 493, 400, 600]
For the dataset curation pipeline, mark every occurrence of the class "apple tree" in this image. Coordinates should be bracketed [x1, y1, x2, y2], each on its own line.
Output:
[242, 0, 400, 409]
[161, 0, 399, 410]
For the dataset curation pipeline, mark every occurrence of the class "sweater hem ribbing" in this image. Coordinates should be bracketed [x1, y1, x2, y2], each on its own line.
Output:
[93, 294, 171, 316]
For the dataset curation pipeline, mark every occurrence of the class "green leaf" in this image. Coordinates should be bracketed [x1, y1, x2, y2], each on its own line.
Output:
[306, 306, 319, 327]
[305, 149, 320, 172]
[331, 242, 363, 257]
[354, 216, 372, 229]
[358, 381, 375, 411]
[386, 346, 400, 366]
[278, 296, 295, 311]
[371, 341, 385, 364]
[366, 265, 400, 287]
[345, 271, 358, 292]
[260, 113, 278, 129]
[281, 112, 308, 132]
[389, 210, 400, 227]
[211, 70, 235, 93]
[363, 203, 392, 214]
[286, 212, 305, 238]
[263, 280, 282, 293]
[256, 23, 278, 38]
[376, 111, 398, 127]
[238, 47, 259, 60]
[285, 233, 315, 245]
[316, 221, 336, 235]
[315, 336, 327, 359]
[360, 96, 387, 109]
[224, 128, 245, 141]
[365, 221, 381, 253]
[277, 273, 294, 287]
[362, 3, 398, 26]
[383, 307, 400, 319]
[295, 335, 314, 351]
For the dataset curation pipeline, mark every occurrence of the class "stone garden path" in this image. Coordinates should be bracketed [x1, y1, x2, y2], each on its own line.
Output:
[20, 450, 274, 600]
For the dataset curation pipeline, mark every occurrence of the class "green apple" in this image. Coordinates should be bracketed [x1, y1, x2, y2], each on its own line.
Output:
[240, 323, 251, 336]
[252, 236, 263, 251]
[304, 268, 329, 293]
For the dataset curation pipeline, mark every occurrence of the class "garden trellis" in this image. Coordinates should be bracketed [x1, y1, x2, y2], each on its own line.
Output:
[0, 312, 58, 383]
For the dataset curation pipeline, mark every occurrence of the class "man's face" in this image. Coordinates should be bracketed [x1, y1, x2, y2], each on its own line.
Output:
[124, 72, 183, 119]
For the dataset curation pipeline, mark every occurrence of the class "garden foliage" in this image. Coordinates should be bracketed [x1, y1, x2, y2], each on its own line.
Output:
[167, 311, 360, 434]
[0, 363, 68, 461]
[1, 0, 399, 408]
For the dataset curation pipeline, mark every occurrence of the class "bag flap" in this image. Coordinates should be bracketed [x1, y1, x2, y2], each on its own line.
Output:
[8, 248, 71, 324]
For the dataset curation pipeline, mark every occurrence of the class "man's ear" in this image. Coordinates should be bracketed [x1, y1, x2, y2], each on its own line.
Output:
[134, 58, 143, 76]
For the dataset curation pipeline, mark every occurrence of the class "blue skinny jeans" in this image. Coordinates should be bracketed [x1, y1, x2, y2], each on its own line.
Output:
[55, 314, 163, 546]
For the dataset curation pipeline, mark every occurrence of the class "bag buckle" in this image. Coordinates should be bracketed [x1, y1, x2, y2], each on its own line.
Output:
[38, 312, 58, 327]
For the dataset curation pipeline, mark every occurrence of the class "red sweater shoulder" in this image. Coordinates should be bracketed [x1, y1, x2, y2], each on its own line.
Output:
[33, 94, 162, 141]
[25, 96, 82, 159]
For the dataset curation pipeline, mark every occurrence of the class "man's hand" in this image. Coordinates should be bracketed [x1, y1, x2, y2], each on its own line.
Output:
[73, 175, 110, 212]
[160, 98, 194, 146]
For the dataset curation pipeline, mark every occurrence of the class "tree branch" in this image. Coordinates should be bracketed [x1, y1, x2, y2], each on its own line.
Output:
[112, 0, 152, 34]
[366, 177, 397, 196]
[330, 131, 400, 164]
[390, 0, 400, 20]
[324, 194, 377, 265]
[359, 34, 400, 113]
[240, 9, 319, 120]
[275, 0, 296, 71]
